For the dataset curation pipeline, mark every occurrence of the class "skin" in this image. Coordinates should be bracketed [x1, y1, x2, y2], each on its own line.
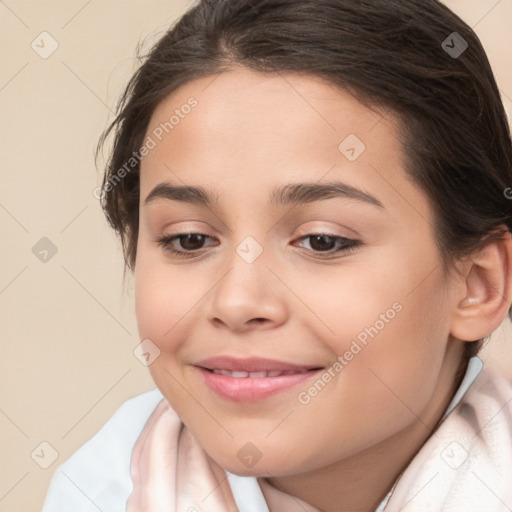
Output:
[133, 68, 509, 512]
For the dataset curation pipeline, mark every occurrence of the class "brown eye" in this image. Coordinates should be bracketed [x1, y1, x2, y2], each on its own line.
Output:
[178, 234, 207, 251]
[156, 232, 217, 257]
[308, 235, 337, 252]
[294, 234, 361, 256]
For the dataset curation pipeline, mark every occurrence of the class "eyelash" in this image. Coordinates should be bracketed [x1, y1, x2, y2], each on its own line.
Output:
[155, 232, 361, 259]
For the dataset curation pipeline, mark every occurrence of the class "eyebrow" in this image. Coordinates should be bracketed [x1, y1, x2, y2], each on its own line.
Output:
[143, 181, 384, 209]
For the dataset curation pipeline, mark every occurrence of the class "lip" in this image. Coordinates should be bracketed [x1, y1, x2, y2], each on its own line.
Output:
[194, 356, 323, 402]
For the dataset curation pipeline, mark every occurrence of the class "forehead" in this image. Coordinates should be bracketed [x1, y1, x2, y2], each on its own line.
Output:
[144, 68, 389, 163]
[139, 68, 431, 223]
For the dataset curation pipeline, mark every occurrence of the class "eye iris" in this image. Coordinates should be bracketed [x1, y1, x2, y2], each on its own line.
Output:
[180, 234, 205, 250]
[310, 235, 335, 251]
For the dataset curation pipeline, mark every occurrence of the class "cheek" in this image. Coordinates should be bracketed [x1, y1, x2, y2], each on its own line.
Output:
[297, 255, 410, 350]
[302, 248, 450, 423]
[134, 252, 201, 354]
[134, 258, 200, 409]
[284, 292, 449, 471]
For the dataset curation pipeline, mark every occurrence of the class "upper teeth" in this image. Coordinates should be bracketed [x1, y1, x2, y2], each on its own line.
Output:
[211, 369, 308, 378]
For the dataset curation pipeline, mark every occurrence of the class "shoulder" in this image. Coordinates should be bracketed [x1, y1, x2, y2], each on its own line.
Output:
[42, 387, 164, 512]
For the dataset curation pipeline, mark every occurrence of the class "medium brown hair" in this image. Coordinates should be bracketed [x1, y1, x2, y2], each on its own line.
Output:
[96, 0, 512, 371]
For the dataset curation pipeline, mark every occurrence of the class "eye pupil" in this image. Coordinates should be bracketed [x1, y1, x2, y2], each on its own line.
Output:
[180, 233, 205, 250]
[310, 235, 335, 252]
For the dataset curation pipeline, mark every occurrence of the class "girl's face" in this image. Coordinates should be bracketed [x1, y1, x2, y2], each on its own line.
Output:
[135, 68, 465, 476]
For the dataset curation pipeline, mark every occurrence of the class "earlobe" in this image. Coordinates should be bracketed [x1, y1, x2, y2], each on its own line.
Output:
[450, 230, 512, 342]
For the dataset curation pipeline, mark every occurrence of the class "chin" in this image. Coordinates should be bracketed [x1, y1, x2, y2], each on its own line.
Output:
[213, 452, 302, 478]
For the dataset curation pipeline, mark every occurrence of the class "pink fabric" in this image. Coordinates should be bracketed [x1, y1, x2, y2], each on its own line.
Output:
[126, 399, 239, 512]
[126, 366, 512, 512]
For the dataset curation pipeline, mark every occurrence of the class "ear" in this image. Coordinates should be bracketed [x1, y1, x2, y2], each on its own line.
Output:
[450, 230, 512, 342]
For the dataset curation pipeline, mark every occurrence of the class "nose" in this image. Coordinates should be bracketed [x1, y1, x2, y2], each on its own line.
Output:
[206, 246, 288, 333]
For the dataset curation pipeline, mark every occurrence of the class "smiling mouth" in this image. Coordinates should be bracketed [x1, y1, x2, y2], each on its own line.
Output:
[194, 356, 324, 401]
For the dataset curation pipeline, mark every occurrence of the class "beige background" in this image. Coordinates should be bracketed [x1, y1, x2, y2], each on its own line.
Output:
[1, 1, 511, 510]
